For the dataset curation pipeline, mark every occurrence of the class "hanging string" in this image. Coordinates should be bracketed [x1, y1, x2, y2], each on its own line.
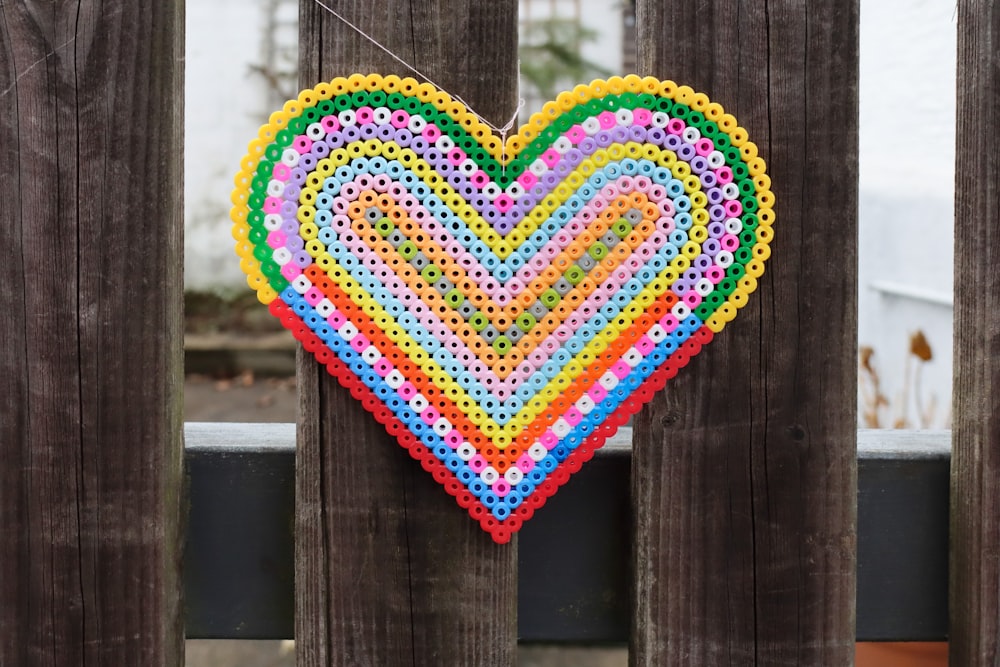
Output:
[308, 0, 524, 165]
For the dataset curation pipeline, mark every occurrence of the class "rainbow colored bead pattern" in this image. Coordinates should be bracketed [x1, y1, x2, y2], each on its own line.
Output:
[231, 74, 775, 543]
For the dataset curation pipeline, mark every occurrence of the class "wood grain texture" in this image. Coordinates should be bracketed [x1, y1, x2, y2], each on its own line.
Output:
[0, 0, 185, 665]
[631, 1, 859, 664]
[950, 1, 1000, 664]
[295, 2, 518, 665]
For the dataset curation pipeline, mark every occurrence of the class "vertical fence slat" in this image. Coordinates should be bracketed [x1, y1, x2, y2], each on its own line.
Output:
[0, 1, 185, 665]
[951, 1, 1000, 663]
[631, 1, 858, 664]
[295, 2, 518, 665]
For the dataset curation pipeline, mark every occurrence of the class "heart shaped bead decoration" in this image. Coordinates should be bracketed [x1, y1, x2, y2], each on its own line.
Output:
[231, 74, 774, 543]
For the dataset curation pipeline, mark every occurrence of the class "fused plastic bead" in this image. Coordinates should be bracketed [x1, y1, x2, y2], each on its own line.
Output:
[230, 75, 775, 544]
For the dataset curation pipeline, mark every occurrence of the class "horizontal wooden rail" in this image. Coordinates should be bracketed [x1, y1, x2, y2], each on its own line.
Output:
[183, 424, 948, 642]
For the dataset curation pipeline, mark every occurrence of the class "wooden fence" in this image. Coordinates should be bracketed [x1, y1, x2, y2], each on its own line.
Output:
[0, 0, 995, 665]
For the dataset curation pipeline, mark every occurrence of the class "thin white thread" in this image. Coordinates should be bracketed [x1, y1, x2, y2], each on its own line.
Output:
[309, 0, 524, 154]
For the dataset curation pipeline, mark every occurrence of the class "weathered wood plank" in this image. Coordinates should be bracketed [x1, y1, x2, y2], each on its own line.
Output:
[295, 2, 519, 665]
[632, 1, 859, 664]
[950, 1, 1000, 663]
[0, 1, 185, 665]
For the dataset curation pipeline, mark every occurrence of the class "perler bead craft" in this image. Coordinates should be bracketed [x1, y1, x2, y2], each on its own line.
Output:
[231, 74, 775, 543]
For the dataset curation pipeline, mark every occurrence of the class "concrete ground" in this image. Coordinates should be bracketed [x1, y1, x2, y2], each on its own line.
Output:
[183, 372, 626, 667]
[184, 371, 298, 423]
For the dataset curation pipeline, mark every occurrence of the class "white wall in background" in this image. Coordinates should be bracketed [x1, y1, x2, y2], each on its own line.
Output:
[184, 0, 276, 294]
[857, 0, 955, 427]
[576, 3, 623, 74]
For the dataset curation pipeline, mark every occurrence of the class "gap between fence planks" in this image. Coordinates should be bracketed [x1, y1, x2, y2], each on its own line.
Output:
[951, 1, 1000, 663]
[0, 1, 185, 666]
[295, 2, 519, 665]
[631, 1, 859, 664]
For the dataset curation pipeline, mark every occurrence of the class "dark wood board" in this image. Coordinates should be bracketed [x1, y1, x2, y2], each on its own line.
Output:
[295, 2, 519, 665]
[950, 1, 1000, 664]
[0, 1, 185, 664]
[631, 1, 859, 664]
